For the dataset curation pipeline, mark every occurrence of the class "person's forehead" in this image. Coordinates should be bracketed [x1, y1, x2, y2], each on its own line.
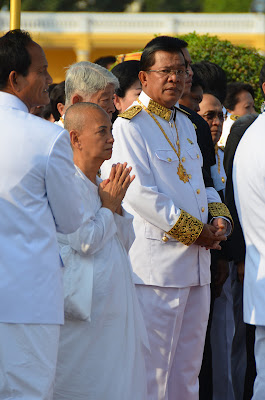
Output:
[200, 94, 222, 110]
[85, 108, 110, 124]
[153, 50, 185, 66]
[98, 84, 115, 98]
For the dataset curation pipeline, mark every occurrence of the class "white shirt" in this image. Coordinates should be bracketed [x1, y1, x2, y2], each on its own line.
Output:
[0, 92, 83, 324]
[233, 111, 265, 325]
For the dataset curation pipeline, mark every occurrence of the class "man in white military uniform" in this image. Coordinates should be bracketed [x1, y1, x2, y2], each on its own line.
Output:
[233, 95, 265, 400]
[103, 36, 233, 400]
[0, 30, 83, 399]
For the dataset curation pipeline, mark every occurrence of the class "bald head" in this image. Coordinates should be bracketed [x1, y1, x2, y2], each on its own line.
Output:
[64, 102, 108, 133]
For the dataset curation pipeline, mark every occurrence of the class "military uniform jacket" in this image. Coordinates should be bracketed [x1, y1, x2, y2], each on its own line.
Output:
[103, 91, 227, 289]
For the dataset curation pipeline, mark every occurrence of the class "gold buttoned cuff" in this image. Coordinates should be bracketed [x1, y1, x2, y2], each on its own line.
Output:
[208, 202, 234, 231]
[166, 210, 204, 246]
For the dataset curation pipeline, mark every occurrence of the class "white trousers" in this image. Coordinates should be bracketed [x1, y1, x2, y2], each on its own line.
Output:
[252, 325, 265, 400]
[0, 323, 60, 400]
[135, 284, 210, 400]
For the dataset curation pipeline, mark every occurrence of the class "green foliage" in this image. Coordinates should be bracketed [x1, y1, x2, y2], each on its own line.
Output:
[178, 32, 265, 110]
[202, 0, 252, 12]
[142, 0, 201, 12]
[18, 0, 131, 12]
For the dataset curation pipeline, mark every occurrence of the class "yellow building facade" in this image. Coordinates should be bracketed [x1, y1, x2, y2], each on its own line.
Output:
[1, 12, 265, 82]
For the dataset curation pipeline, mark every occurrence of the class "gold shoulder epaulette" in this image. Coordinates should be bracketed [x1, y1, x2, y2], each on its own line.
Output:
[230, 114, 239, 121]
[118, 105, 142, 120]
[176, 106, 191, 116]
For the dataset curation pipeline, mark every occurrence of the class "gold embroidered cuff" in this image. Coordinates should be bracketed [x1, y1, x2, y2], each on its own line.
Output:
[208, 202, 234, 230]
[166, 210, 204, 246]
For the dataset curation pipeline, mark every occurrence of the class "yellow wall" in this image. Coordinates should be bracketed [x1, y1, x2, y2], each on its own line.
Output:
[27, 31, 265, 82]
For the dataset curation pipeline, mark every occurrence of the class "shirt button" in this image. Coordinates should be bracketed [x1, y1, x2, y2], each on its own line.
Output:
[197, 189, 200, 194]
[201, 207, 205, 212]
[221, 177, 225, 183]
[162, 235, 169, 242]
[167, 157, 172, 162]
[188, 174, 192, 179]
[182, 157, 186, 163]
[197, 154, 200, 159]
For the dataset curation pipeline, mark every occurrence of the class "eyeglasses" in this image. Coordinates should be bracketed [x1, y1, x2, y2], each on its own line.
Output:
[202, 111, 224, 122]
[147, 69, 189, 78]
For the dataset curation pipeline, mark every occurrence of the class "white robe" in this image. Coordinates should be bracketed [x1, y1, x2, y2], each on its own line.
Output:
[53, 167, 148, 400]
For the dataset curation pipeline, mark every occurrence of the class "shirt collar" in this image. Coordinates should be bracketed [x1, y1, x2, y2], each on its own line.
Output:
[0, 91, 29, 113]
[138, 91, 178, 122]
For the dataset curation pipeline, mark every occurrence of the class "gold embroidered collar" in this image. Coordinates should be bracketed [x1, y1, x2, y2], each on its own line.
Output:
[147, 99, 174, 122]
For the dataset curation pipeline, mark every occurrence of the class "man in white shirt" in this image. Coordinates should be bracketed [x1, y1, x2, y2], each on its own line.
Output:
[0, 30, 83, 400]
[103, 35, 233, 400]
[233, 65, 265, 400]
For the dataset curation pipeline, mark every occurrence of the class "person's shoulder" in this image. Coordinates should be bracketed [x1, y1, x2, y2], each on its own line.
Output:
[178, 105, 208, 128]
[118, 105, 143, 121]
[27, 113, 66, 136]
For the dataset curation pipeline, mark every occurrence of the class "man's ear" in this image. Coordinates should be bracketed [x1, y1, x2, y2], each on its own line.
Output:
[70, 130, 81, 150]
[113, 93, 122, 112]
[138, 71, 148, 88]
[72, 94, 82, 105]
[8, 70, 22, 93]
[57, 102, 65, 117]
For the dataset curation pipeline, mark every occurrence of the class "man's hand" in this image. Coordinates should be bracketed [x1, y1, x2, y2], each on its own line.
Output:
[212, 217, 228, 237]
[194, 224, 227, 250]
[99, 163, 135, 213]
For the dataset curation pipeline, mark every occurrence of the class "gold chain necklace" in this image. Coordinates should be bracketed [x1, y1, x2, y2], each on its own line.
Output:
[137, 98, 190, 183]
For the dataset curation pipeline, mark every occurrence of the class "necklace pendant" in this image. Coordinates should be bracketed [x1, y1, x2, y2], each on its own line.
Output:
[178, 163, 189, 183]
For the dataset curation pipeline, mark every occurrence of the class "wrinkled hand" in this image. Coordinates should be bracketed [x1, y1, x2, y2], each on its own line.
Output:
[212, 217, 228, 237]
[99, 162, 135, 213]
[236, 261, 245, 285]
[214, 258, 229, 298]
[194, 223, 227, 250]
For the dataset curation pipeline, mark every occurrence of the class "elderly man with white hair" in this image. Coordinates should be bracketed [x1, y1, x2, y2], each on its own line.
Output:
[57, 61, 118, 125]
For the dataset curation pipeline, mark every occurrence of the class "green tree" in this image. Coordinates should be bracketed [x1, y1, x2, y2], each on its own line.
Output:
[178, 32, 265, 109]
[0, 0, 132, 12]
[142, 0, 201, 12]
[202, 0, 252, 12]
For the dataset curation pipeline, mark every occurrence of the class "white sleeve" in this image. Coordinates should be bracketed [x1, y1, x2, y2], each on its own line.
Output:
[111, 121, 181, 232]
[114, 208, 135, 252]
[45, 129, 83, 234]
[66, 206, 117, 256]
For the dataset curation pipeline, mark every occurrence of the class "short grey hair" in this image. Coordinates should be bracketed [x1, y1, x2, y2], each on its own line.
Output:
[65, 61, 119, 106]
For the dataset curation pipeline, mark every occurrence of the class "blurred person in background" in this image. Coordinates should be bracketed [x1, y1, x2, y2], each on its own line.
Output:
[111, 60, 141, 117]
[219, 82, 256, 148]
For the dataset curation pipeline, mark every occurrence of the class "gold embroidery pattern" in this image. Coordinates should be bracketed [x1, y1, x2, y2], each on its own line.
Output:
[208, 202, 234, 229]
[148, 100, 172, 121]
[137, 98, 190, 183]
[118, 105, 142, 120]
[166, 210, 204, 246]
[230, 114, 239, 121]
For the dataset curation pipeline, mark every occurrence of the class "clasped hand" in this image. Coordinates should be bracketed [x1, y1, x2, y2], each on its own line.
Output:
[99, 162, 135, 215]
[195, 217, 228, 250]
